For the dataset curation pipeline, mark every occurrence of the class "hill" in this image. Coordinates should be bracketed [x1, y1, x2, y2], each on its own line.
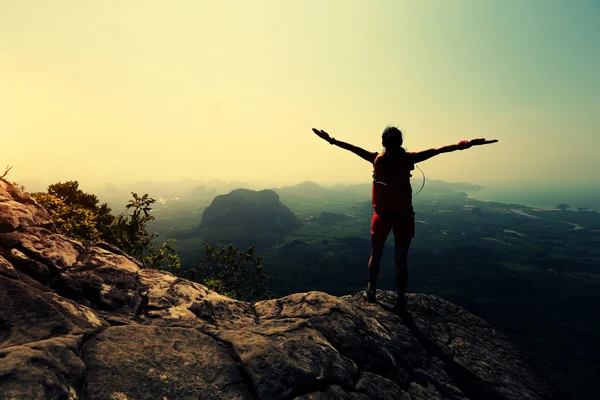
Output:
[198, 188, 300, 251]
[272, 181, 367, 214]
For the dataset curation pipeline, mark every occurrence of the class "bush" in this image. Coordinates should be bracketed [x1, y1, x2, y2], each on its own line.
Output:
[182, 244, 269, 302]
[31, 181, 113, 243]
[31, 181, 180, 272]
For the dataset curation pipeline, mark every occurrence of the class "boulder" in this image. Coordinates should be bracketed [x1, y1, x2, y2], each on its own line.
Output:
[0, 180, 53, 233]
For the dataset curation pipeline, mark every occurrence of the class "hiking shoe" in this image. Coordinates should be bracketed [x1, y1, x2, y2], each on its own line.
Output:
[366, 288, 377, 303]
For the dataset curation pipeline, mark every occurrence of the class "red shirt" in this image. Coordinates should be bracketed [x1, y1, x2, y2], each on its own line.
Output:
[371, 152, 415, 213]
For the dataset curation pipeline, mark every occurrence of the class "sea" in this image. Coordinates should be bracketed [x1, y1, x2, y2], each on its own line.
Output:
[465, 183, 600, 211]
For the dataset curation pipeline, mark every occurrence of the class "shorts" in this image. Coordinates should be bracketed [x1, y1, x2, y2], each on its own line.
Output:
[370, 211, 415, 239]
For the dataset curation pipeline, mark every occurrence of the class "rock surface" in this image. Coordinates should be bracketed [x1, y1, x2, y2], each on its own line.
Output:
[0, 179, 565, 400]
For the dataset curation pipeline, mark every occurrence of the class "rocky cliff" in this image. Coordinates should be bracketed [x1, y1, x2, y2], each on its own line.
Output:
[0, 180, 563, 400]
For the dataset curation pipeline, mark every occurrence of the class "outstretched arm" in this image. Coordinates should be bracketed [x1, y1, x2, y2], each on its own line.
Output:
[412, 138, 498, 163]
[312, 128, 377, 163]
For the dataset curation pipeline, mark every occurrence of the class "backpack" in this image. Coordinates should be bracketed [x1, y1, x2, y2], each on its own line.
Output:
[371, 152, 415, 213]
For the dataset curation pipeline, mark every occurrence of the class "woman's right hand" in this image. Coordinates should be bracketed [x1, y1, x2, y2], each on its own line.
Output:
[312, 128, 333, 143]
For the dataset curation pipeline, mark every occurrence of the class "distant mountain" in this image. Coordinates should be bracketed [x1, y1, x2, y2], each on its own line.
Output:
[272, 181, 334, 199]
[205, 179, 256, 194]
[188, 185, 218, 200]
[328, 179, 483, 196]
[270, 181, 368, 214]
[423, 179, 483, 192]
[198, 189, 300, 251]
[327, 183, 372, 197]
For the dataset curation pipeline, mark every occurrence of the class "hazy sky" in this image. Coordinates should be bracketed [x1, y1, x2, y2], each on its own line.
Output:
[2, 1, 599, 189]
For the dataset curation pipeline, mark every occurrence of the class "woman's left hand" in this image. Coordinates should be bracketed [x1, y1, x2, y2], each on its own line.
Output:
[459, 138, 498, 149]
[312, 128, 333, 143]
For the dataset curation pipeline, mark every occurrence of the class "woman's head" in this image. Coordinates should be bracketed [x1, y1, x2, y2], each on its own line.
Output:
[382, 126, 403, 153]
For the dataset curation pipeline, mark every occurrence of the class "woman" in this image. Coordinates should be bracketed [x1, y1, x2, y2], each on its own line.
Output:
[312, 126, 498, 314]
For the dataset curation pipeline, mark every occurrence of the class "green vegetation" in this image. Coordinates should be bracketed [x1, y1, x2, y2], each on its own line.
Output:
[182, 244, 269, 302]
[31, 181, 180, 271]
[110, 192, 180, 271]
[31, 181, 114, 243]
[197, 188, 300, 252]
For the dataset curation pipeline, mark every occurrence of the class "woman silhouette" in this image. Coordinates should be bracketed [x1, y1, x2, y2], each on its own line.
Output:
[312, 126, 498, 313]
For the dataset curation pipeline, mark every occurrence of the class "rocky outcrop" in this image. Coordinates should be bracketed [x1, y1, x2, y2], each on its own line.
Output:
[0, 179, 564, 400]
[0, 181, 52, 233]
[198, 188, 300, 251]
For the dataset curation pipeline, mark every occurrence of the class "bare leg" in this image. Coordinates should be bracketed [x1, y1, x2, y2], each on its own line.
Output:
[394, 237, 412, 307]
[367, 234, 387, 301]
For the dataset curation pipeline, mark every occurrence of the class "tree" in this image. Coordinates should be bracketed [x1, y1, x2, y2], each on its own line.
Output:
[1, 165, 11, 180]
[0, 166, 25, 190]
[47, 181, 99, 208]
[31, 182, 180, 272]
[556, 204, 570, 211]
[31, 181, 113, 242]
[182, 244, 269, 302]
[110, 192, 180, 272]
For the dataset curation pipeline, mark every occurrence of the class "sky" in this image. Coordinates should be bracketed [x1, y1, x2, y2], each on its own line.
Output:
[1, 0, 599, 190]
